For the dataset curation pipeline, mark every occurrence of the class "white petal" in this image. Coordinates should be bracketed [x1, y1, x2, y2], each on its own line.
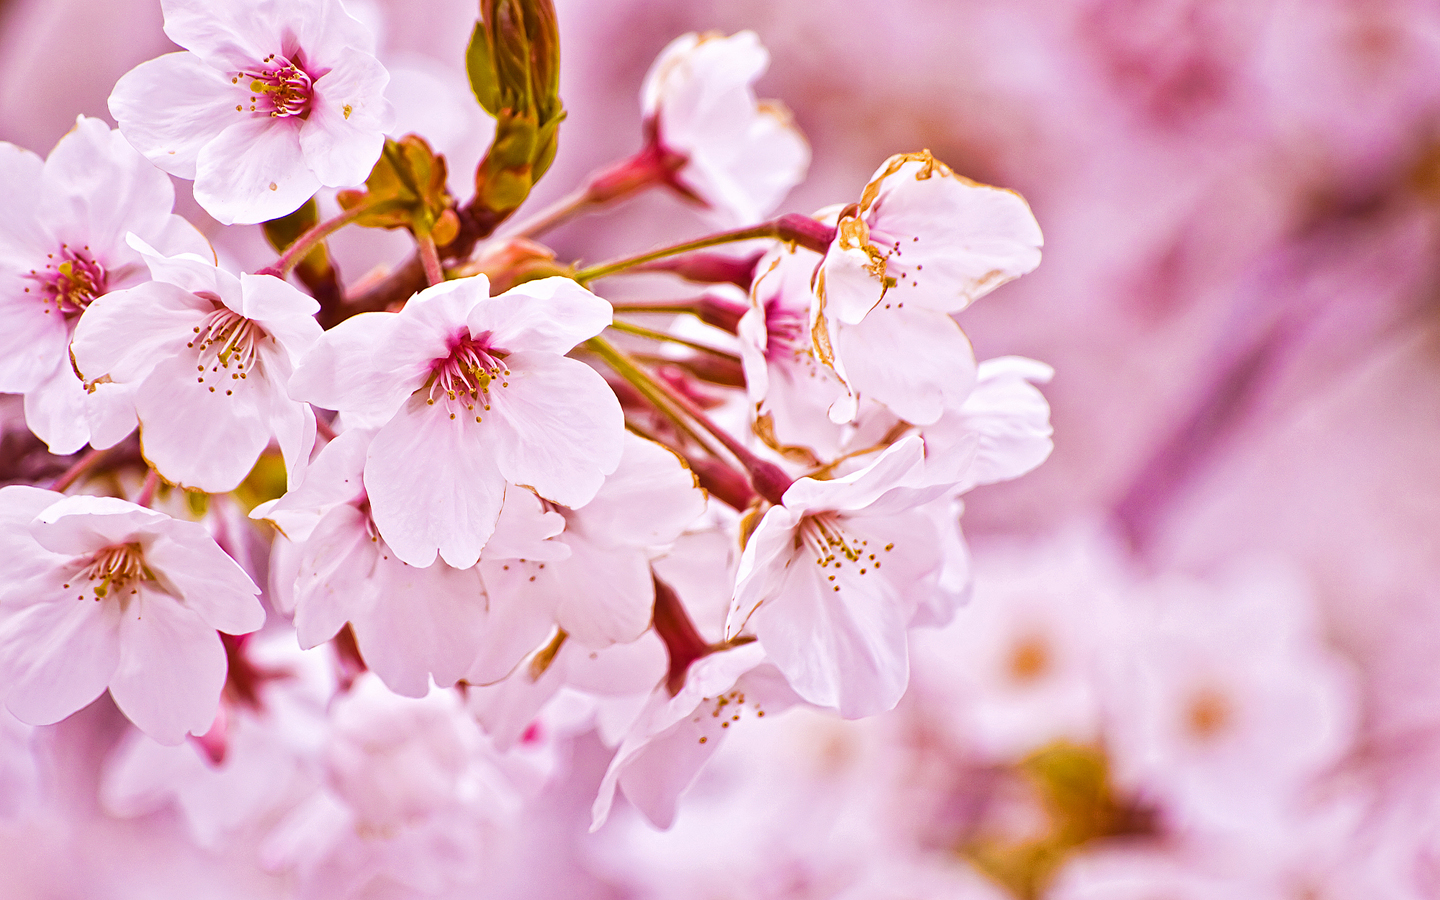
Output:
[139, 519, 263, 635]
[134, 352, 272, 493]
[470, 277, 613, 355]
[551, 535, 654, 647]
[488, 351, 624, 509]
[107, 53, 240, 180]
[570, 433, 705, 548]
[72, 281, 208, 385]
[22, 360, 91, 455]
[288, 310, 430, 420]
[365, 394, 505, 568]
[299, 48, 390, 187]
[0, 571, 122, 726]
[292, 504, 378, 648]
[352, 557, 488, 697]
[835, 305, 976, 426]
[109, 591, 226, 745]
[193, 117, 319, 225]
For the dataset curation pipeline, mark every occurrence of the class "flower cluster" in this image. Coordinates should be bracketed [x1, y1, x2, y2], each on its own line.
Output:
[0, 3, 1053, 891]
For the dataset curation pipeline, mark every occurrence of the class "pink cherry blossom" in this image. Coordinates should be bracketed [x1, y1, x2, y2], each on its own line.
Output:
[0, 486, 264, 744]
[0, 116, 210, 455]
[641, 31, 810, 225]
[726, 436, 945, 719]
[591, 640, 802, 830]
[259, 428, 558, 697]
[107, 0, 394, 225]
[816, 150, 1044, 327]
[289, 274, 625, 569]
[71, 238, 321, 494]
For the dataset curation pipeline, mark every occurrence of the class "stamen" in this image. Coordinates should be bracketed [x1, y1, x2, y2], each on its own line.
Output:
[237, 56, 314, 119]
[71, 543, 150, 603]
[424, 333, 510, 417]
[190, 305, 265, 391]
[26, 245, 106, 318]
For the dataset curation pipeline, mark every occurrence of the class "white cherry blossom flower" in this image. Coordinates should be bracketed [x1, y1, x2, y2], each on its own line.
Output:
[641, 31, 810, 225]
[816, 150, 1043, 327]
[71, 238, 321, 494]
[726, 436, 944, 718]
[289, 274, 625, 569]
[108, 0, 393, 225]
[591, 640, 802, 830]
[475, 432, 708, 667]
[258, 428, 563, 697]
[0, 116, 210, 454]
[0, 486, 264, 744]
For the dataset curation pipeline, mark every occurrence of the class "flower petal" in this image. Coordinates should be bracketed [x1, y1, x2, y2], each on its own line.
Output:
[365, 394, 506, 568]
[108, 590, 227, 744]
[193, 117, 319, 225]
[352, 557, 488, 697]
[0, 569, 122, 726]
[834, 304, 976, 426]
[139, 519, 263, 635]
[299, 48, 390, 187]
[470, 277, 613, 355]
[108, 53, 241, 180]
[488, 351, 625, 509]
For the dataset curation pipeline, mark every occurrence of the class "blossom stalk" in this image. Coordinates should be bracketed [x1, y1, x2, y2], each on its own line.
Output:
[574, 214, 835, 285]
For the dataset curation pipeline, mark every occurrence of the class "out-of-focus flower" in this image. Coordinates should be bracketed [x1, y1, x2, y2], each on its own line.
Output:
[0, 486, 263, 744]
[289, 274, 625, 569]
[0, 116, 209, 454]
[108, 0, 394, 225]
[640, 31, 810, 225]
[71, 238, 320, 494]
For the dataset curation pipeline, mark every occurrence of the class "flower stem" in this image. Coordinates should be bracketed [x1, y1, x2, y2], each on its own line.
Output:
[503, 146, 674, 240]
[50, 447, 110, 492]
[574, 214, 835, 286]
[135, 469, 161, 508]
[607, 319, 741, 361]
[417, 233, 444, 286]
[587, 336, 713, 452]
[258, 203, 374, 279]
[587, 336, 792, 504]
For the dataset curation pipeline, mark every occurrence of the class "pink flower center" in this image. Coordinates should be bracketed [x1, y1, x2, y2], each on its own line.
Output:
[234, 55, 314, 119]
[425, 333, 510, 423]
[63, 542, 150, 603]
[763, 297, 806, 363]
[188, 304, 265, 396]
[26, 245, 106, 318]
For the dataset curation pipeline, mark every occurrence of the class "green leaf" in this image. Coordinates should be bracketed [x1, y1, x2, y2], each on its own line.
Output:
[465, 19, 501, 115]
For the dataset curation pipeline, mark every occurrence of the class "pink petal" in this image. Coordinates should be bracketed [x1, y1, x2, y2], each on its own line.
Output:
[835, 305, 976, 426]
[108, 53, 240, 180]
[365, 394, 506, 568]
[299, 48, 390, 187]
[109, 590, 227, 745]
[0, 569, 122, 726]
[469, 277, 613, 356]
[72, 281, 208, 385]
[139, 519, 263, 635]
[292, 504, 378, 648]
[41, 117, 179, 254]
[193, 117, 319, 225]
[352, 557, 488, 697]
[134, 351, 272, 493]
[288, 311, 428, 422]
[488, 351, 625, 509]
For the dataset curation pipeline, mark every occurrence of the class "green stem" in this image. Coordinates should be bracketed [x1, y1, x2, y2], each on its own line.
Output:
[573, 214, 835, 286]
[585, 336, 714, 453]
[607, 320, 741, 361]
[260, 203, 372, 278]
[587, 336, 793, 504]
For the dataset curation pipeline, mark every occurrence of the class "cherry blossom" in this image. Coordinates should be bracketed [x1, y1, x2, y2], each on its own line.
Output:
[726, 436, 944, 719]
[816, 150, 1043, 327]
[289, 274, 625, 569]
[0, 116, 210, 454]
[70, 238, 320, 494]
[258, 428, 560, 697]
[0, 486, 264, 744]
[108, 0, 393, 225]
[592, 640, 802, 830]
[640, 31, 810, 225]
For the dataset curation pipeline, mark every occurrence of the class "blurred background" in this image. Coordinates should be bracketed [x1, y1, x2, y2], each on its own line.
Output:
[3, 0, 1440, 896]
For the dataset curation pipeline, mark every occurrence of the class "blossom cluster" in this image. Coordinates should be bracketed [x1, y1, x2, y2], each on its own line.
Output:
[3, 0, 1430, 896]
[0, 0, 1062, 894]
